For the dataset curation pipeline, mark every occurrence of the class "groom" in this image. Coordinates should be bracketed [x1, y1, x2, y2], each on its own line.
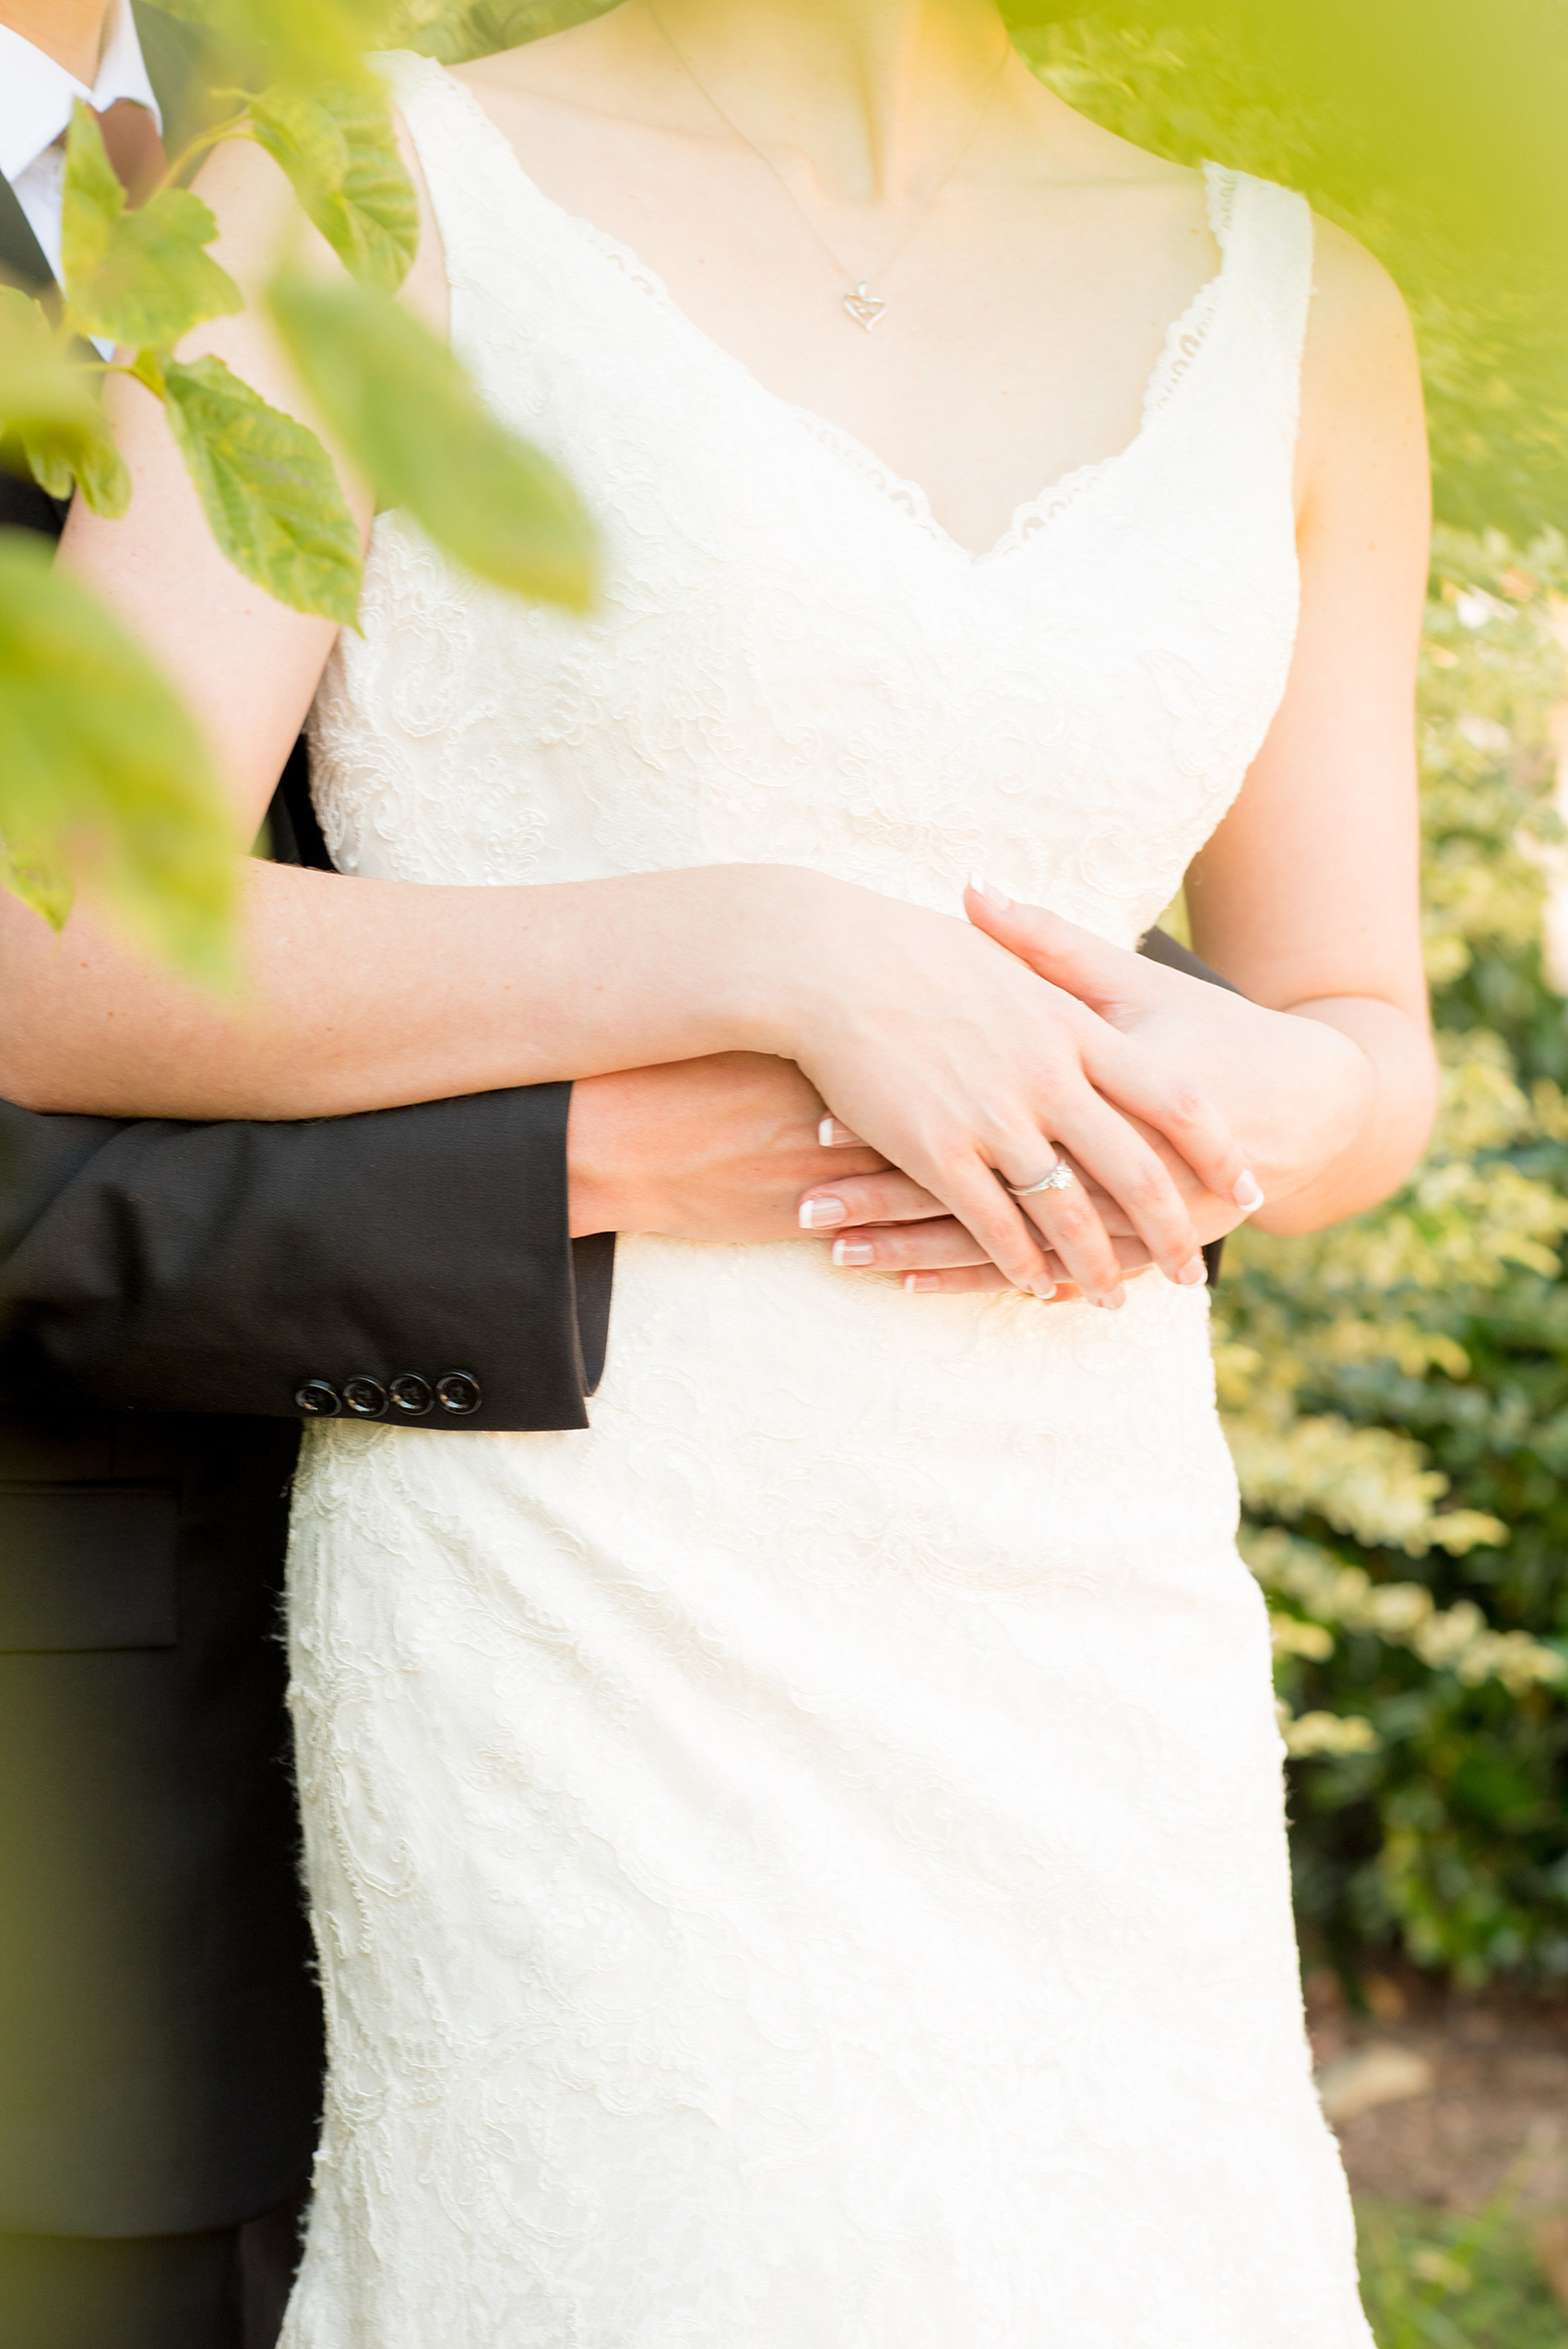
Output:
[0, 6, 1234, 2345]
[0, 10, 888, 2344]
[0, 14, 619, 2347]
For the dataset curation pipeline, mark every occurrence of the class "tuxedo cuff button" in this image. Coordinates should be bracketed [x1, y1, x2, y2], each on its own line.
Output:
[343, 1377, 389, 1418]
[294, 1378, 342, 1417]
[390, 1374, 434, 1417]
[435, 1371, 482, 1417]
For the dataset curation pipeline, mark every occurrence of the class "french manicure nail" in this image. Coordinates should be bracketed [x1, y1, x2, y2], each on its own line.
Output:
[1176, 1256, 1208, 1286]
[799, 1196, 848, 1230]
[1092, 1287, 1127, 1310]
[904, 1272, 943, 1294]
[832, 1238, 875, 1268]
[1028, 1278, 1058, 1300]
[1233, 1173, 1265, 1212]
[818, 1115, 864, 1148]
[967, 871, 1013, 912]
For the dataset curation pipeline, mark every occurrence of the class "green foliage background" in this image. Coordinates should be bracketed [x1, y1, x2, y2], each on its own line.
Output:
[1018, 2, 1568, 545]
[1227, 535, 1568, 1989]
[1357, 2193, 1568, 2345]
[1014, 13, 1568, 1988]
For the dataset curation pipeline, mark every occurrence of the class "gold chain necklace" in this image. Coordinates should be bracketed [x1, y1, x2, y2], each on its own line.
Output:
[644, 0, 1012, 331]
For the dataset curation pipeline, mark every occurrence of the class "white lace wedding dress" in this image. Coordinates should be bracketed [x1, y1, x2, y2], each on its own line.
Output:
[281, 52, 1372, 2346]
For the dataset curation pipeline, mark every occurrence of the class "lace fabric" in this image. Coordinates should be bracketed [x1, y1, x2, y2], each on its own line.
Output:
[285, 53, 1372, 2346]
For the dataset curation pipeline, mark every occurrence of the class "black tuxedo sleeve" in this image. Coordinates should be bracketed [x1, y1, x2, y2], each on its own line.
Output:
[0, 1090, 614, 1432]
[0, 926, 1229, 1421]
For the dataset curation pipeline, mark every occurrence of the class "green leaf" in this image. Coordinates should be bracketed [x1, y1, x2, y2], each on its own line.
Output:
[269, 267, 596, 610]
[0, 531, 238, 984]
[149, 0, 403, 89]
[401, 3, 568, 68]
[245, 83, 419, 292]
[0, 289, 130, 515]
[60, 101, 243, 351]
[142, 350, 362, 625]
[0, 832, 73, 933]
[58, 95, 130, 284]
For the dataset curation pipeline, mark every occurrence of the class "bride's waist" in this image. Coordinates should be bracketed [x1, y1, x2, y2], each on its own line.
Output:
[594, 1234, 1214, 1419]
[297, 1235, 1235, 1579]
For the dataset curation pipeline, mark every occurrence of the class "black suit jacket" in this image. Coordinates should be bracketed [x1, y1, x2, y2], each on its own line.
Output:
[0, 7, 612, 2239]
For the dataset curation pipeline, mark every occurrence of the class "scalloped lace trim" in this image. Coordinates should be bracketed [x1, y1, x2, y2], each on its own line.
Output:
[390, 55, 1241, 568]
[790, 164, 1237, 565]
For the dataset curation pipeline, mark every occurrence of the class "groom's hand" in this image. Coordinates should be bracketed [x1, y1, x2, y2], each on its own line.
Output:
[567, 1054, 906, 1242]
[567, 1054, 1170, 1304]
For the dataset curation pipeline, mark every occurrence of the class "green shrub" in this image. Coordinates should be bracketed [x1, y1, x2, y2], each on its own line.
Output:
[1221, 531, 1568, 1986]
[1020, 19, 1568, 1985]
[1357, 2195, 1568, 2348]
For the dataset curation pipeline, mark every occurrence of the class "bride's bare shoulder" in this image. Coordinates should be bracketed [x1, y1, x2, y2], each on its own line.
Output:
[452, 8, 641, 112]
[1295, 214, 1422, 507]
[1016, 70, 1195, 194]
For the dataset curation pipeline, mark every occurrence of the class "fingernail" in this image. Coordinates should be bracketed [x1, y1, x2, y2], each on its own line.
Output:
[1233, 1173, 1265, 1211]
[966, 871, 1012, 912]
[1176, 1256, 1208, 1286]
[1092, 1287, 1127, 1310]
[832, 1238, 875, 1267]
[818, 1115, 863, 1148]
[799, 1196, 848, 1230]
[904, 1272, 943, 1294]
[1028, 1278, 1058, 1300]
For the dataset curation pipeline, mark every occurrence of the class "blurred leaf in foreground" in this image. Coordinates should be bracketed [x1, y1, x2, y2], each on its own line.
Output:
[60, 104, 242, 352]
[245, 84, 419, 292]
[393, 0, 611, 58]
[0, 534, 238, 984]
[0, 290, 129, 517]
[270, 267, 596, 608]
[151, 0, 406, 91]
[137, 350, 362, 624]
[1025, 3, 1568, 541]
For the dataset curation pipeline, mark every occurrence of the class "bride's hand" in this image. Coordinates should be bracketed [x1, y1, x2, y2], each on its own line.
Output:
[566, 1054, 1165, 1301]
[796, 1151, 1231, 1298]
[755, 871, 1257, 1306]
[960, 887, 1376, 1222]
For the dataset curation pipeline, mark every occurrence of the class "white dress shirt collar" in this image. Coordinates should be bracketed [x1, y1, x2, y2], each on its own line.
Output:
[0, 1, 161, 189]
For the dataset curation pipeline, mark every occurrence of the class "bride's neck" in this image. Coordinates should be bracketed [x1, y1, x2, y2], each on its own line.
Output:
[632, 0, 1014, 200]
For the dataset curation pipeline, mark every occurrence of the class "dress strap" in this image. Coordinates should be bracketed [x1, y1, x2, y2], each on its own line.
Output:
[373, 47, 466, 176]
[372, 49, 543, 319]
[1206, 165, 1316, 446]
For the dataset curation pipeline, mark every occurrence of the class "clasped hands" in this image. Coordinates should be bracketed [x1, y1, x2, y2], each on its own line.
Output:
[567, 884, 1371, 1305]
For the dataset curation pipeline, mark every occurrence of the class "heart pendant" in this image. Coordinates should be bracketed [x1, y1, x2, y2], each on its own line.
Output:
[842, 283, 886, 331]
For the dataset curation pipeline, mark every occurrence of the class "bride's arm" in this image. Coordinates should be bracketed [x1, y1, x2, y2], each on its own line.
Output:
[917, 218, 1438, 1291]
[5, 135, 1253, 1306]
[1170, 214, 1438, 1231]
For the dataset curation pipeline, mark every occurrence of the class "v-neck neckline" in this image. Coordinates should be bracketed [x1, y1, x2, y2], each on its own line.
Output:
[429, 61, 1241, 568]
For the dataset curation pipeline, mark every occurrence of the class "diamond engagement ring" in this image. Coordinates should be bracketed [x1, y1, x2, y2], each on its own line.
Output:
[1005, 1163, 1075, 1200]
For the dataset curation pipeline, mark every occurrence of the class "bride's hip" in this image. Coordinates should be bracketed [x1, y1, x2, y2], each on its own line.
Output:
[293, 1236, 1229, 1501]
[288, 1234, 1241, 1616]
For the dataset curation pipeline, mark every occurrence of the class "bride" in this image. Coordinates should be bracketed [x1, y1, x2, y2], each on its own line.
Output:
[39, 0, 1436, 2336]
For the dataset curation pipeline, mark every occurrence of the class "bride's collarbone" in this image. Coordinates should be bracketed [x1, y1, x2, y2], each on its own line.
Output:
[451, 61, 1220, 554]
